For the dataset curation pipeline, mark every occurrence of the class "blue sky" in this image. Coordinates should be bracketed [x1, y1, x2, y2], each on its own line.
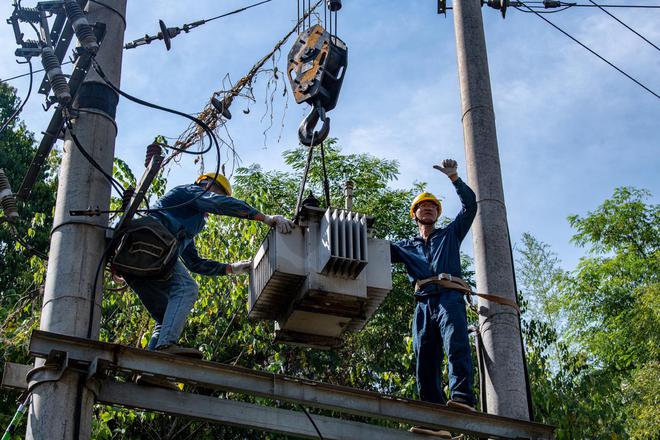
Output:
[1, 0, 659, 270]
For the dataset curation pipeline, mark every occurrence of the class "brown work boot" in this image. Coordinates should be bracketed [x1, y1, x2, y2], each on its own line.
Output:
[447, 398, 476, 412]
[156, 344, 203, 359]
[409, 426, 453, 438]
[135, 374, 179, 391]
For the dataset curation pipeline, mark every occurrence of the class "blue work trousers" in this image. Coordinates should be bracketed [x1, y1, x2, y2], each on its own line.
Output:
[126, 260, 199, 350]
[412, 291, 475, 405]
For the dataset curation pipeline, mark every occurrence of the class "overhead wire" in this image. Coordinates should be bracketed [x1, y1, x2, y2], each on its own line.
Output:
[513, 5, 575, 13]
[204, 0, 273, 23]
[585, 0, 660, 52]
[517, 1, 660, 100]
[66, 121, 126, 196]
[90, 59, 223, 214]
[0, 59, 33, 135]
[561, 2, 660, 8]
[4, 0, 273, 82]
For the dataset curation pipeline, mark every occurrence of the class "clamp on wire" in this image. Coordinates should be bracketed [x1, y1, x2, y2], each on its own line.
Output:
[298, 100, 330, 147]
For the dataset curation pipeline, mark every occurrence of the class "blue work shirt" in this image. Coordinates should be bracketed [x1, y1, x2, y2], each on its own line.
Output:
[150, 184, 259, 276]
[390, 178, 477, 297]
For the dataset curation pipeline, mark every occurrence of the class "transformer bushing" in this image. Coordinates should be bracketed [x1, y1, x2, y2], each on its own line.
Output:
[64, 0, 99, 52]
[41, 47, 71, 103]
[0, 169, 19, 222]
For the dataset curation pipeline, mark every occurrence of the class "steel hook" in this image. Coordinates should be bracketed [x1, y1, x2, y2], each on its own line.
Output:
[298, 103, 330, 146]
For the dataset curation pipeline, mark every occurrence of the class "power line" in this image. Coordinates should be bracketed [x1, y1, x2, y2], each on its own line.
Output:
[3, 0, 275, 82]
[518, 1, 660, 100]
[0, 59, 33, 134]
[586, 0, 660, 52]
[124, 0, 275, 50]
[204, 0, 273, 23]
[563, 3, 660, 8]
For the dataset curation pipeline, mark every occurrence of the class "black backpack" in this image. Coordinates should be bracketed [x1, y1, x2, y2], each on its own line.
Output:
[111, 217, 179, 279]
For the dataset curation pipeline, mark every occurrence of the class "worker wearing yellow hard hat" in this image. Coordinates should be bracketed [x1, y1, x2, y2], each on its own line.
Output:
[195, 172, 233, 196]
[390, 159, 478, 436]
[115, 170, 295, 389]
[409, 192, 442, 220]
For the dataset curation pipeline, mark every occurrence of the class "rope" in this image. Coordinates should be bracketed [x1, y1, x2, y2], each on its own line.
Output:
[172, 0, 324, 162]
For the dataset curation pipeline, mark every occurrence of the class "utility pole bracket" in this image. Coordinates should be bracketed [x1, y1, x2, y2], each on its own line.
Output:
[25, 350, 69, 394]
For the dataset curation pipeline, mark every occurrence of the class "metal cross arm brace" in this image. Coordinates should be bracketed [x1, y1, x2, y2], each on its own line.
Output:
[17, 23, 106, 202]
[23, 330, 556, 439]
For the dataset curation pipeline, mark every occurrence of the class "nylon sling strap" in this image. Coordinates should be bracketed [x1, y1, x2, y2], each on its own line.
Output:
[415, 273, 521, 314]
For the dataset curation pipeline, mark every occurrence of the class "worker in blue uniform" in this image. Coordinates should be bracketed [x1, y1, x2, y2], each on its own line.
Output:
[124, 172, 294, 361]
[390, 159, 477, 438]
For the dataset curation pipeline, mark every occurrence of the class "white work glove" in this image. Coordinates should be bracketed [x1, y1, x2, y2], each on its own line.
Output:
[229, 260, 251, 275]
[264, 215, 295, 234]
[433, 159, 458, 179]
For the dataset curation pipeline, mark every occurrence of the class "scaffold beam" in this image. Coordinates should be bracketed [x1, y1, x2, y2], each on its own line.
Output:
[15, 331, 554, 439]
[3, 363, 421, 440]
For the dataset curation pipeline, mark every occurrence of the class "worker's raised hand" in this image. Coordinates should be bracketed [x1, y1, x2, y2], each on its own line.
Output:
[229, 260, 252, 275]
[264, 215, 295, 234]
[433, 159, 458, 179]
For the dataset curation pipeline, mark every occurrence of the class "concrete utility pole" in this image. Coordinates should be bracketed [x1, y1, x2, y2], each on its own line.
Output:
[26, 1, 127, 439]
[452, 0, 529, 420]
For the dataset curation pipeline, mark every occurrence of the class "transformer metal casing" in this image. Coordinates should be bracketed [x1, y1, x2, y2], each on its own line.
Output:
[249, 206, 392, 348]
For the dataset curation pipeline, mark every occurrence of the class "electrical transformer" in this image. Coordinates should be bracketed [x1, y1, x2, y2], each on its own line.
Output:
[249, 205, 392, 348]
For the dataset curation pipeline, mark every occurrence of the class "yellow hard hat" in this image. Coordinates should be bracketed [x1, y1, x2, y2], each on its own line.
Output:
[195, 172, 232, 196]
[410, 192, 442, 219]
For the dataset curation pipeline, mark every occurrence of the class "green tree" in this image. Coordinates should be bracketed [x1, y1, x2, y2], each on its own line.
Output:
[563, 187, 659, 438]
[0, 82, 56, 431]
[517, 187, 659, 439]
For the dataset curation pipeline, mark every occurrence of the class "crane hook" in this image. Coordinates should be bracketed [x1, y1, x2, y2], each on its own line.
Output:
[298, 102, 330, 147]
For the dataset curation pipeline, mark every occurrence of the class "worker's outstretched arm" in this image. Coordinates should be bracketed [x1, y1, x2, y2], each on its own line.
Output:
[190, 186, 260, 219]
[190, 186, 295, 233]
[434, 159, 477, 242]
[180, 241, 228, 276]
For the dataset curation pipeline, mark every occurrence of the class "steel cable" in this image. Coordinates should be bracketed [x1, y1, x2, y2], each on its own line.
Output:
[518, 0, 660, 100]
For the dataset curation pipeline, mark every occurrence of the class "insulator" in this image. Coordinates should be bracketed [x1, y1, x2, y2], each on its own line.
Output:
[121, 187, 135, 211]
[326, 0, 342, 12]
[15, 7, 41, 23]
[0, 169, 19, 222]
[41, 47, 71, 103]
[64, 0, 99, 53]
[144, 143, 163, 167]
[22, 40, 41, 49]
[302, 191, 320, 208]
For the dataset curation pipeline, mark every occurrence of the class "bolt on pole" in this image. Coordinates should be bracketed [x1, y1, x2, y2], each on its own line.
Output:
[452, 0, 530, 420]
[25, 1, 127, 439]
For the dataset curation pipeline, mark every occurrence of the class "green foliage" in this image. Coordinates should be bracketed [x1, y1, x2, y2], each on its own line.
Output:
[0, 82, 56, 432]
[518, 187, 659, 439]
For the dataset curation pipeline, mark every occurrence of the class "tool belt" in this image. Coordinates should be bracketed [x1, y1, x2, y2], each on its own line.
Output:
[415, 273, 520, 314]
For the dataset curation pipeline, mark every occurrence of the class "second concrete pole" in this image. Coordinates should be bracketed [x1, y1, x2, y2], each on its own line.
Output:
[452, 0, 529, 420]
